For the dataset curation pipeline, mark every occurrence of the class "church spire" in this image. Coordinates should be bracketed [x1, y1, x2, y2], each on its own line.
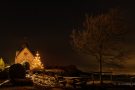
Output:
[21, 37, 29, 48]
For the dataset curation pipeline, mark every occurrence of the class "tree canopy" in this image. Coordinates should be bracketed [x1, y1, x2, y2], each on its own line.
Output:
[71, 9, 128, 84]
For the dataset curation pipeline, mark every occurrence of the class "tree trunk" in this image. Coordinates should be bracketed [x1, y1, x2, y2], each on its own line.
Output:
[99, 54, 103, 85]
[99, 44, 103, 85]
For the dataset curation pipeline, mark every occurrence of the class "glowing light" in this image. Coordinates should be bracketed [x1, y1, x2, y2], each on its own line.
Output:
[31, 74, 57, 87]
[31, 51, 44, 70]
[0, 57, 5, 70]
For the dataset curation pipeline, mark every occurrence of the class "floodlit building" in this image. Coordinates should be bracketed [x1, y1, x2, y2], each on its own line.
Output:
[15, 44, 44, 70]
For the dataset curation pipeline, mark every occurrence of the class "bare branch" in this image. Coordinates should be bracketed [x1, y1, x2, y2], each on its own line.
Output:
[71, 8, 128, 69]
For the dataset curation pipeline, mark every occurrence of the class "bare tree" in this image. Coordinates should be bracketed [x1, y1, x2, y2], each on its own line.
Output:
[71, 9, 127, 84]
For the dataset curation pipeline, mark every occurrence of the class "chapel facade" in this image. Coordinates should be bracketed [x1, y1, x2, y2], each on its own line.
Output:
[15, 45, 44, 70]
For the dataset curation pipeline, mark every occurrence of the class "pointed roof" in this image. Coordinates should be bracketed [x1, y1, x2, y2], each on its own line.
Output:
[16, 37, 36, 56]
[18, 37, 30, 51]
[16, 46, 35, 57]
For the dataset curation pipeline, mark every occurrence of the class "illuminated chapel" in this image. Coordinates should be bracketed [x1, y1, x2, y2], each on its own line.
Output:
[15, 43, 44, 70]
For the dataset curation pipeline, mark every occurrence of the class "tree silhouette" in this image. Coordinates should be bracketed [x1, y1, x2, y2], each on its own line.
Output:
[71, 9, 128, 84]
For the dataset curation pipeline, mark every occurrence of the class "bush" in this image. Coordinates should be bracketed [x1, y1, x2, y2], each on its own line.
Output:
[0, 69, 8, 79]
[9, 63, 26, 84]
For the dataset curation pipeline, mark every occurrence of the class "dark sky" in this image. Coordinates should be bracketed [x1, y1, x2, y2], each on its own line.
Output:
[0, 1, 135, 73]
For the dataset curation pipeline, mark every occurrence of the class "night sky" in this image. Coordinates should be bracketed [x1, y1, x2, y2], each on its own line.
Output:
[0, 1, 135, 73]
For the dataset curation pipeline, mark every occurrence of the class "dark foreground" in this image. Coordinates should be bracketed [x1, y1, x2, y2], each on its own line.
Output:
[1, 79, 135, 90]
[2, 84, 135, 90]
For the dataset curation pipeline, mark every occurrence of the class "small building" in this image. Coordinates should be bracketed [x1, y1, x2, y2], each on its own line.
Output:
[15, 44, 44, 70]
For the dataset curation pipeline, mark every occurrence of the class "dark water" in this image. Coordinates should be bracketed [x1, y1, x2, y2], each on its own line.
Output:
[0, 87, 83, 90]
[2, 86, 135, 90]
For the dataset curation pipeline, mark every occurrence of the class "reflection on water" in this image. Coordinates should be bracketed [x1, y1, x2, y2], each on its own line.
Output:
[51, 88, 65, 90]
[35, 87, 78, 90]
[1, 86, 77, 90]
